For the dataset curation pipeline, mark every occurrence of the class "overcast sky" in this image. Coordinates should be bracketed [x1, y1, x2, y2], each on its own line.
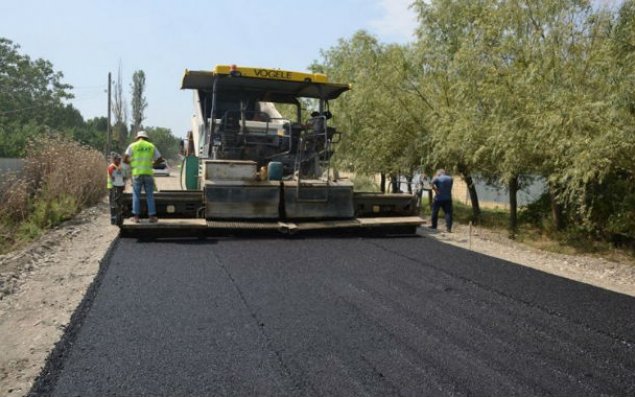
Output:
[0, 0, 418, 137]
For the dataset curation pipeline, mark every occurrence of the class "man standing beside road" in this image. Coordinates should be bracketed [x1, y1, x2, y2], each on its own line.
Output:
[431, 169, 453, 232]
[123, 131, 163, 223]
[107, 153, 126, 225]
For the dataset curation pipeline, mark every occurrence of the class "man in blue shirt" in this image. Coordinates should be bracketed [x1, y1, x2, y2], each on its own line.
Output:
[431, 169, 453, 232]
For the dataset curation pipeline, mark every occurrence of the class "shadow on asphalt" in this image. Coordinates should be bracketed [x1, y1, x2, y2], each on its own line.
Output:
[122, 228, 425, 243]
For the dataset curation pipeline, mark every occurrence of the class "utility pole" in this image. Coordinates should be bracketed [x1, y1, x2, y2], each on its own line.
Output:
[106, 72, 112, 158]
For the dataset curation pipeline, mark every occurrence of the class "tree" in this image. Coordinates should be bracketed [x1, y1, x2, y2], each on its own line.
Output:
[0, 38, 74, 123]
[130, 70, 147, 134]
[72, 117, 107, 151]
[411, 0, 497, 222]
[564, 0, 635, 238]
[0, 37, 79, 156]
[309, 2, 635, 241]
[145, 127, 180, 160]
[111, 62, 129, 152]
[313, 31, 425, 190]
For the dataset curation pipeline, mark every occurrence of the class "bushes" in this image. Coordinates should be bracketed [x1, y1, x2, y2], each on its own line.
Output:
[22, 135, 104, 209]
[351, 173, 380, 192]
[0, 135, 106, 253]
[519, 193, 553, 229]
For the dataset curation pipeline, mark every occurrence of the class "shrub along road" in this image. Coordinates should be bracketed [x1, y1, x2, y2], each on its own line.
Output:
[31, 234, 634, 396]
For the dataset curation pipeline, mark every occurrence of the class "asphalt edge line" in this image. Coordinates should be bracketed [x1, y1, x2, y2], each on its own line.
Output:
[27, 234, 121, 396]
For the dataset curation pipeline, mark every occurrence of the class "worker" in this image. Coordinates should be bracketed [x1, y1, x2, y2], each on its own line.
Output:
[123, 130, 163, 223]
[430, 169, 453, 232]
[107, 153, 126, 225]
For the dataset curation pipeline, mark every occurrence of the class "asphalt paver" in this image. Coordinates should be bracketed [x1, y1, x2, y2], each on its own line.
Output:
[34, 234, 635, 396]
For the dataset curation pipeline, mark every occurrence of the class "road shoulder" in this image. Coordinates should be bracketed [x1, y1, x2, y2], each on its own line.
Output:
[0, 200, 118, 397]
[419, 224, 635, 297]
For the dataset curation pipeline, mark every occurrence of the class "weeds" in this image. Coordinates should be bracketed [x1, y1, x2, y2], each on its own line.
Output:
[418, 197, 634, 259]
[0, 135, 106, 254]
[0, 172, 29, 221]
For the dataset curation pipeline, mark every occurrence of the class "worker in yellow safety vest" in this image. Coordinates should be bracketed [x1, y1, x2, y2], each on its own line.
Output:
[123, 131, 163, 223]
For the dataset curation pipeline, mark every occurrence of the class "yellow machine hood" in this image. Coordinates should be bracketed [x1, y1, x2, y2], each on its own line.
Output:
[181, 65, 351, 100]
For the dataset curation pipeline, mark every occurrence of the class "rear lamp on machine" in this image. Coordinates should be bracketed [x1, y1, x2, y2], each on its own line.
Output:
[167, 205, 176, 214]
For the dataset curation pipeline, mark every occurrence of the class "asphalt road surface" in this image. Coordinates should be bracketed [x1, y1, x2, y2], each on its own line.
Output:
[32, 233, 635, 396]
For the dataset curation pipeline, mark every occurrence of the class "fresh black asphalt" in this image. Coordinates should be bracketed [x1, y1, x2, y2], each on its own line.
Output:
[32, 232, 635, 396]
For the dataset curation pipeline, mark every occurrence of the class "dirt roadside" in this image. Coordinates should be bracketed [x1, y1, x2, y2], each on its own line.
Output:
[0, 174, 633, 396]
[0, 200, 117, 397]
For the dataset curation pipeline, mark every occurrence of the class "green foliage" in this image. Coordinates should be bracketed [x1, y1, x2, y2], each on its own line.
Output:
[0, 121, 48, 157]
[112, 121, 129, 153]
[314, 1, 635, 243]
[17, 219, 43, 241]
[130, 70, 147, 133]
[313, 32, 424, 176]
[435, 201, 509, 230]
[0, 37, 109, 155]
[24, 194, 77, 230]
[350, 174, 380, 192]
[0, 38, 74, 127]
[72, 117, 108, 150]
[0, 38, 183, 255]
[145, 127, 181, 160]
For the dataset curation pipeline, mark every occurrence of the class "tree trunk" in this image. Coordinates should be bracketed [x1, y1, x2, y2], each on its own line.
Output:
[509, 175, 519, 239]
[457, 163, 481, 224]
[391, 175, 400, 193]
[464, 174, 481, 224]
[380, 173, 386, 193]
[548, 182, 564, 231]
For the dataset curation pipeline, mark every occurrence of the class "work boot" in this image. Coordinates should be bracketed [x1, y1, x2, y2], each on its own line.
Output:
[149, 216, 158, 223]
[131, 215, 140, 223]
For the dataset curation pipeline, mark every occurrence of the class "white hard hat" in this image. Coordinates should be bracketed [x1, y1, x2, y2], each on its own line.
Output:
[135, 130, 149, 139]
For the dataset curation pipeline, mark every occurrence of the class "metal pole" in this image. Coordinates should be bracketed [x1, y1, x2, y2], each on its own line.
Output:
[106, 72, 112, 157]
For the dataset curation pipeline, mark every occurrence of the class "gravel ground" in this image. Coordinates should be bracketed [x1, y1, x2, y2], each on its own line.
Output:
[0, 175, 633, 396]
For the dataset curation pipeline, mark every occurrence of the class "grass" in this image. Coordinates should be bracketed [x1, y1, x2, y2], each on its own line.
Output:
[419, 197, 635, 260]
[516, 227, 626, 258]
[420, 198, 509, 229]
[0, 194, 88, 255]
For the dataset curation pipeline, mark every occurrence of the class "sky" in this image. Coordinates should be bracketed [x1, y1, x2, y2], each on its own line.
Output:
[0, 0, 419, 138]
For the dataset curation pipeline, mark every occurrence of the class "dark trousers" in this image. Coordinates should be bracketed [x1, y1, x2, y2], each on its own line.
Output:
[431, 199, 453, 231]
[109, 186, 124, 225]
